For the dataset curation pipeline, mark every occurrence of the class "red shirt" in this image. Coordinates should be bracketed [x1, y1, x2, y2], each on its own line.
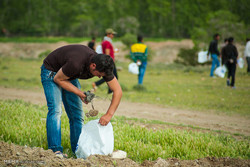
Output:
[102, 40, 114, 60]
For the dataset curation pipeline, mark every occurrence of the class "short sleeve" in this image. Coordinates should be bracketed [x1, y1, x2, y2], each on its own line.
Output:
[103, 74, 114, 82]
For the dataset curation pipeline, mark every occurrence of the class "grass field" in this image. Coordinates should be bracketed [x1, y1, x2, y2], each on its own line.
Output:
[0, 100, 249, 163]
[0, 43, 249, 162]
[0, 56, 250, 116]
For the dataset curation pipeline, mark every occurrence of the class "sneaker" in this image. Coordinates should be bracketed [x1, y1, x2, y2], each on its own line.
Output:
[231, 86, 236, 89]
[226, 80, 230, 86]
[55, 151, 68, 158]
[210, 76, 216, 78]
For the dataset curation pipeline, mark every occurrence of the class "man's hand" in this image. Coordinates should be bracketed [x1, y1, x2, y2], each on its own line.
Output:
[99, 113, 112, 126]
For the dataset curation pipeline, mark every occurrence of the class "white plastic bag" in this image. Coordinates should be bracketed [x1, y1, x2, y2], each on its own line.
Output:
[238, 57, 244, 68]
[215, 65, 227, 78]
[75, 119, 114, 159]
[95, 45, 103, 54]
[128, 63, 139, 75]
[198, 51, 210, 63]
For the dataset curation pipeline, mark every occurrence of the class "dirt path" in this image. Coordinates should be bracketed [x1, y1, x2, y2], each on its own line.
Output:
[0, 86, 249, 136]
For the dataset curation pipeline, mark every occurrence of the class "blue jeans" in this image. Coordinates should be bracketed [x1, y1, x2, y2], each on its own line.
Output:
[138, 62, 147, 85]
[210, 54, 220, 76]
[41, 64, 84, 153]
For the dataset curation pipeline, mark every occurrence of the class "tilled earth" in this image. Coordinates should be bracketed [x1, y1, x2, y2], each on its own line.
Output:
[0, 141, 249, 167]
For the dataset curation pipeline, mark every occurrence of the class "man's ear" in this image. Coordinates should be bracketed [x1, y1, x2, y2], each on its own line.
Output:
[91, 63, 96, 69]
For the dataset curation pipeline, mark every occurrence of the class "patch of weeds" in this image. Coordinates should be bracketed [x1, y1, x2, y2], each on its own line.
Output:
[38, 50, 51, 59]
[120, 83, 129, 92]
[1, 66, 8, 70]
[133, 84, 147, 92]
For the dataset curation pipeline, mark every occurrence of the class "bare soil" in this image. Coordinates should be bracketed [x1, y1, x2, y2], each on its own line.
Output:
[1, 141, 249, 167]
[0, 40, 193, 64]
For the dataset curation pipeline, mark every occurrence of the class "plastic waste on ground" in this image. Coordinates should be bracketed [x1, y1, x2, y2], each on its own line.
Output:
[75, 119, 114, 159]
[198, 51, 210, 63]
[238, 57, 244, 68]
[128, 62, 139, 75]
[215, 65, 227, 78]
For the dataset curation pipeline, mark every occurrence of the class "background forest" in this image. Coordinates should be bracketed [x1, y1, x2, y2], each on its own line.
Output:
[0, 0, 249, 43]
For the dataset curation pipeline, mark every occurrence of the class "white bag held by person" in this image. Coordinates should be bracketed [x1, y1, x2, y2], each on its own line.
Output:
[238, 57, 244, 68]
[128, 63, 139, 75]
[95, 44, 103, 54]
[198, 51, 210, 63]
[215, 65, 227, 78]
[75, 119, 114, 159]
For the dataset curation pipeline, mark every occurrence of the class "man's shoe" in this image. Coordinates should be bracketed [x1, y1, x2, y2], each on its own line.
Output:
[55, 151, 68, 158]
[226, 80, 230, 86]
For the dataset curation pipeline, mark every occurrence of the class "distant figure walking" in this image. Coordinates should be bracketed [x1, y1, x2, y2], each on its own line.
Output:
[221, 38, 229, 65]
[130, 35, 148, 85]
[244, 38, 250, 73]
[88, 37, 96, 51]
[221, 37, 238, 88]
[208, 33, 220, 77]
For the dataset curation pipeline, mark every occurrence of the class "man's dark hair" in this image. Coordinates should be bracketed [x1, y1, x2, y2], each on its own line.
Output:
[91, 54, 114, 76]
[224, 38, 228, 43]
[92, 37, 96, 40]
[213, 33, 220, 39]
[246, 38, 250, 42]
[228, 37, 234, 43]
[137, 35, 143, 42]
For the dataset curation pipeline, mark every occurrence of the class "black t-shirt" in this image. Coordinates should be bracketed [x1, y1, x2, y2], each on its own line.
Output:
[88, 41, 95, 50]
[43, 44, 114, 81]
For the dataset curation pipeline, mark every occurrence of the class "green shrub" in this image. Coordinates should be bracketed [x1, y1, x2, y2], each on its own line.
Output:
[120, 33, 137, 48]
[175, 46, 199, 66]
[38, 50, 51, 59]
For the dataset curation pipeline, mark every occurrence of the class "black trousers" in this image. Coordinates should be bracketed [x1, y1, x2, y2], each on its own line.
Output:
[226, 62, 236, 87]
[95, 64, 118, 94]
[246, 57, 250, 73]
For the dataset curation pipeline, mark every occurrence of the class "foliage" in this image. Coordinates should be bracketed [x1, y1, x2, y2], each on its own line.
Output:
[38, 50, 51, 59]
[175, 46, 199, 66]
[0, 100, 249, 162]
[114, 16, 140, 37]
[0, 0, 249, 39]
[120, 33, 137, 48]
[191, 10, 247, 45]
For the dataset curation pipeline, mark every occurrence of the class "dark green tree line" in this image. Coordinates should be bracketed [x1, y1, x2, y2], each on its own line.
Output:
[0, 0, 249, 39]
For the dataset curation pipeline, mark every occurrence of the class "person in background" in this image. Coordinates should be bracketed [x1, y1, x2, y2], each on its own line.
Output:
[221, 38, 229, 65]
[41, 44, 122, 157]
[92, 28, 118, 94]
[208, 33, 220, 78]
[244, 38, 250, 73]
[221, 37, 238, 88]
[130, 35, 148, 85]
[88, 37, 96, 51]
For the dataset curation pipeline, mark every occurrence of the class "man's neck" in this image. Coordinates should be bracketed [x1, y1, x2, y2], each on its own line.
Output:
[104, 36, 112, 43]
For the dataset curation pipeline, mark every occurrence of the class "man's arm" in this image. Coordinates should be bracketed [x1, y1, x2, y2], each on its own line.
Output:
[53, 68, 86, 102]
[98, 77, 122, 126]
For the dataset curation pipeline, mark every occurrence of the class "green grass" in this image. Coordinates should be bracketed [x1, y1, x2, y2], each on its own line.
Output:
[0, 56, 250, 116]
[0, 100, 249, 163]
